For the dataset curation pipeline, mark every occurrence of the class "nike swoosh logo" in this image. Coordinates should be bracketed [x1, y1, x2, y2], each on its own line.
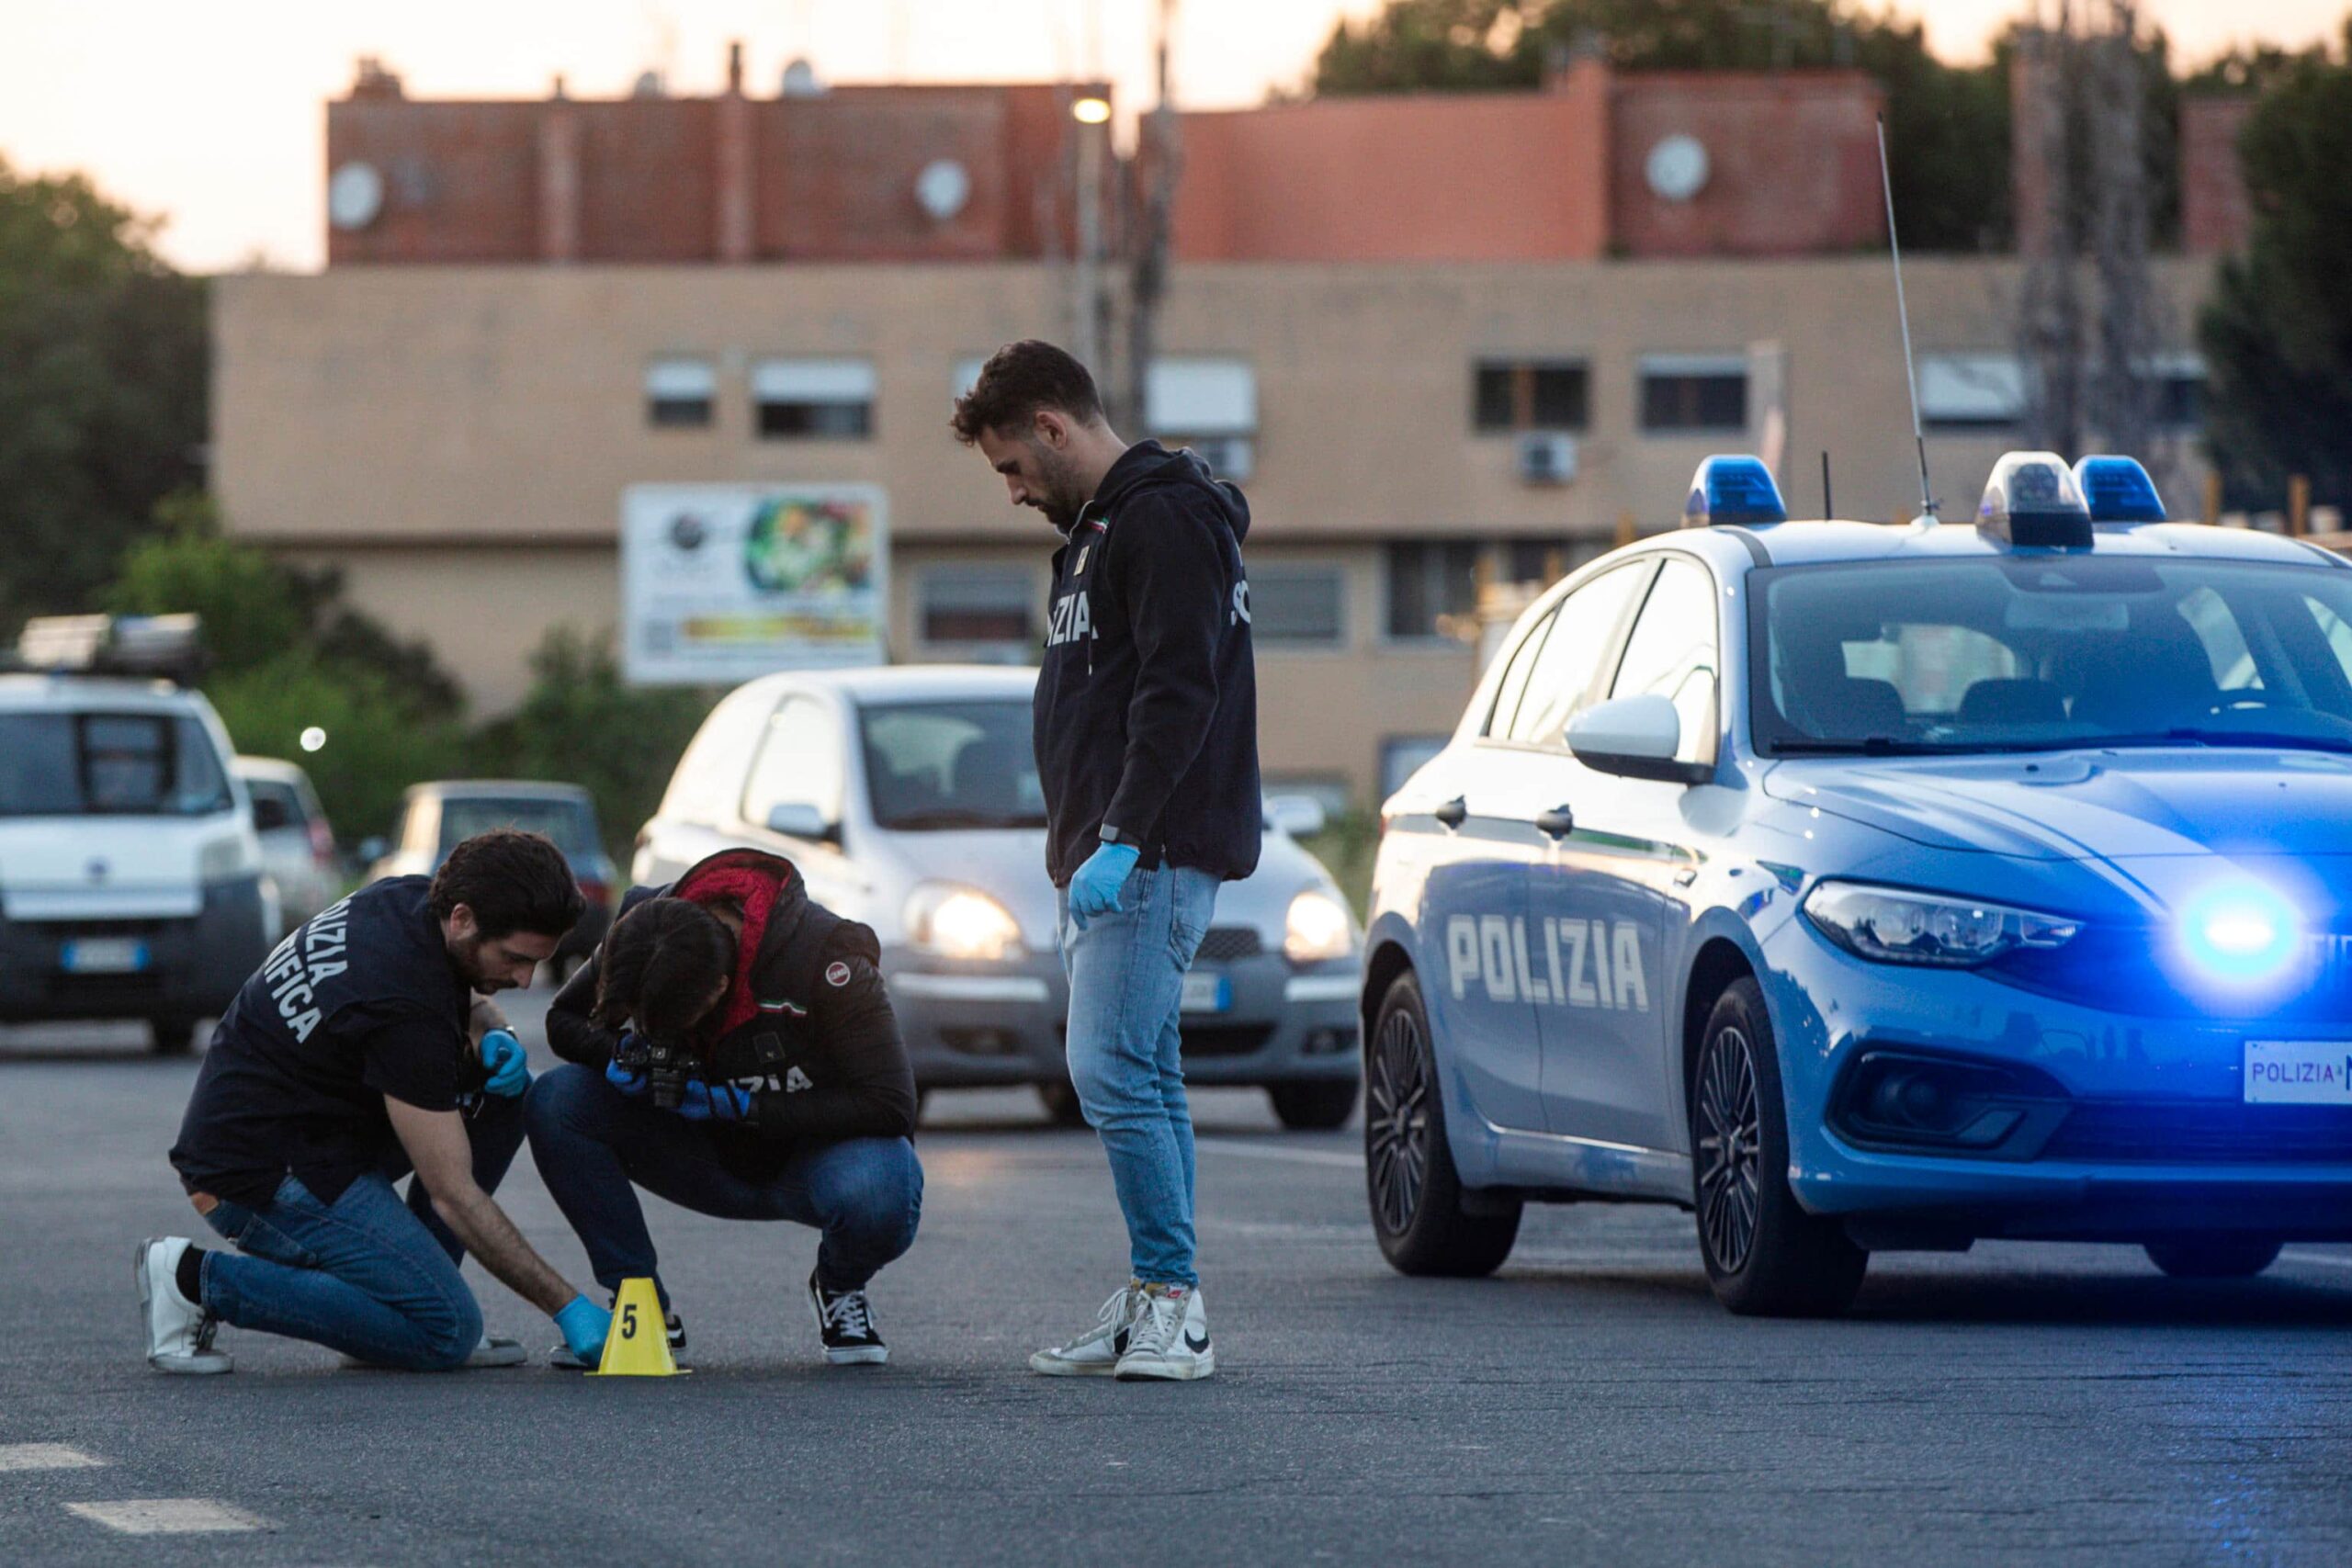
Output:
[1184, 1330, 1210, 1352]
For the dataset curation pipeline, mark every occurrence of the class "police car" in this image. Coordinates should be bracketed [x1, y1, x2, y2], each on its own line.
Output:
[1362, 452, 2352, 1315]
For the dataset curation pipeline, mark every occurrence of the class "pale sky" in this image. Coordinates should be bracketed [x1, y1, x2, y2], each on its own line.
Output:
[2, 0, 2342, 273]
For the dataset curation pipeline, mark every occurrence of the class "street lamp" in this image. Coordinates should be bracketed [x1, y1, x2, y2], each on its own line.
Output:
[1071, 96, 1111, 125]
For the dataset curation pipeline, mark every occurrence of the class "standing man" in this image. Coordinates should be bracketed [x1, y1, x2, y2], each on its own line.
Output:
[951, 340, 1260, 1382]
[143, 830, 613, 1373]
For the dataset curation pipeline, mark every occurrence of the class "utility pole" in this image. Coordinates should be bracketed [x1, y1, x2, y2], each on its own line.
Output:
[1125, 0, 1180, 436]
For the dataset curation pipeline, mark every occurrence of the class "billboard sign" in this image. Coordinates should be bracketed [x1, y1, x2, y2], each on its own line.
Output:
[621, 483, 888, 684]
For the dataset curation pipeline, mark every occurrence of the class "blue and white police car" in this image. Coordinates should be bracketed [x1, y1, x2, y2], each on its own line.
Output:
[1361, 452, 2352, 1314]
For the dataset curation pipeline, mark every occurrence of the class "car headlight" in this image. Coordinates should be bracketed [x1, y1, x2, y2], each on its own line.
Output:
[1802, 881, 2079, 967]
[904, 884, 1024, 963]
[1284, 890, 1354, 964]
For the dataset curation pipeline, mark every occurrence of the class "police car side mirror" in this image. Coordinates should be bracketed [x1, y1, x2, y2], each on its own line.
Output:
[764, 802, 833, 841]
[1567, 695, 1710, 785]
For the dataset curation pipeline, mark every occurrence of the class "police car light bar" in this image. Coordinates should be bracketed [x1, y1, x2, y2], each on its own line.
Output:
[1977, 451, 2093, 549]
[1681, 455, 1788, 529]
[2072, 455, 2168, 524]
[12, 614, 206, 682]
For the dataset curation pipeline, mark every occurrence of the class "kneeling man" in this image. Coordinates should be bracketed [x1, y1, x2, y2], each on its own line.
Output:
[527, 847, 922, 1366]
[146, 830, 613, 1373]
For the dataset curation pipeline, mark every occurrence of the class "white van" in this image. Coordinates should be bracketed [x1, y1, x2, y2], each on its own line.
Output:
[0, 619, 275, 1053]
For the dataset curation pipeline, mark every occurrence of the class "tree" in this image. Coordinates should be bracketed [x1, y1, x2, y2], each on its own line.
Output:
[467, 627, 718, 864]
[0, 157, 207, 630]
[1310, 0, 2013, 251]
[107, 499, 468, 836]
[2197, 41, 2352, 509]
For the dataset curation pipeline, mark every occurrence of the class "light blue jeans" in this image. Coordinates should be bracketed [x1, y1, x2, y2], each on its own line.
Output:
[1057, 863, 1220, 1289]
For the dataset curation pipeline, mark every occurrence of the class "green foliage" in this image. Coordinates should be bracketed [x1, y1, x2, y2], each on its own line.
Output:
[209, 656, 463, 842]
[2197, 46, 2352, 509]
[467, 627, 718, 864]
[1311, 0, 2013, 250]
[1300, 811, 1382, 919]
[0, 156, 207, 630]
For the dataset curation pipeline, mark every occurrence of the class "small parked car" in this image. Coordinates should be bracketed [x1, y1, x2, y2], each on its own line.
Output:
[361, 781, 616, 976]
[632, 665, 1364, 1129]
[234, 757, 340, 931]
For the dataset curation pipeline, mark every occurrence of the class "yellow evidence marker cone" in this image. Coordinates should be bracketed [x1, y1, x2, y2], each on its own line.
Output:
[589, 1277, 687, 1377]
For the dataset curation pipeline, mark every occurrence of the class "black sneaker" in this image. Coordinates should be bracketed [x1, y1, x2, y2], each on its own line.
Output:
[548, 1306, 688, 1370]
[807, 1272, 888, 1366]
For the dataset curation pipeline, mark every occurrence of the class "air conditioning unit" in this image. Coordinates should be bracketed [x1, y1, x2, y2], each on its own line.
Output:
[1185, 436, 1256, 482]
[1514, 432, 1578, 486]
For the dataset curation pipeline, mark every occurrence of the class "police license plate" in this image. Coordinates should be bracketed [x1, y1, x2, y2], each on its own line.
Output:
[62, 938, 149, 975]
[1181, 971, 1231, 1014]
[2243, 1040, 2352, 1105]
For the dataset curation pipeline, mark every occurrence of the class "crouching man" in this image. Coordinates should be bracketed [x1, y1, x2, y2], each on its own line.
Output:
[526, 847, 922, 1366]
[143, 830, 614, 1374]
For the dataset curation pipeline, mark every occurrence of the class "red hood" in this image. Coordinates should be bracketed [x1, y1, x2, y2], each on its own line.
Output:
[668, 849, 801, 1042]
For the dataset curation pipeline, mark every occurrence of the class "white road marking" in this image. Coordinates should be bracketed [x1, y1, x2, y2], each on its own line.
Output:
[1194, 1137, 1362, 1169]
[0, 1443, 104, 1472]
[2279, 1249, 2352, 1271]
[65, 1499, 267, 1535]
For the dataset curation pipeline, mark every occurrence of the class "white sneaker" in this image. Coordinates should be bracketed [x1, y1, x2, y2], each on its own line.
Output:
[342, 1333, 527, 1370]
[135, 1237, 231, 1375]
[1114, 1283, 1213, 1382]
[1028, 1280, 1143, 1377]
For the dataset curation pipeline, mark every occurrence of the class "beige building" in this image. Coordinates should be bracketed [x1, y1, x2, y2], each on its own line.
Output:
[212, 255, 2219, 807]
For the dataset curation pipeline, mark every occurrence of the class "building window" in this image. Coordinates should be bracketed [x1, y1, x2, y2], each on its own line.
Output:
[753, 357, 875, 439]
[1148, 357, 1257, 480]
[1918, 353, 2026, 434]
[1381, 736, 1450, 796]
[1473, 360, 1589, 433]
[2153, 354, 2206, 432]
[645, 358, 715, 428]
[1250, 564, 1346, 648]
[920, 568, 1035, 654]
[1639, 354, 1747, 434]
[1385, 540, 1479, 640]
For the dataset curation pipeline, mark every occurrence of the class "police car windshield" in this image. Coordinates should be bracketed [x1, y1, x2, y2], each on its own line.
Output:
[859, 702, 1047, 830]
[0, 712, 232, 817]
[1753, 558, 2352, 757]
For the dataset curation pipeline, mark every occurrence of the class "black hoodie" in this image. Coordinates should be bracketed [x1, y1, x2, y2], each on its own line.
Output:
[1035, 440, 1261, 886]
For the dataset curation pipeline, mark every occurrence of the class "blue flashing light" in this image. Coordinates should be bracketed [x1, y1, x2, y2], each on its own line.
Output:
[2072, 455, 2168, 523]
[2178, 880, 2302, 987]
[1682, 455, 1787, 528]
[1978, 450, 2094, 548]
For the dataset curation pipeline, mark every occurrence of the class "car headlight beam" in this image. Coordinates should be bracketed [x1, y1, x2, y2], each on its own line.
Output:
[1284, 889, 1355, 964]
[1802, 881, 2079, 968]
[904, 884, 1024, 963]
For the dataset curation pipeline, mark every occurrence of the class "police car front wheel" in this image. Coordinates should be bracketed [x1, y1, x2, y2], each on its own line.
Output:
[1690, 978, 1867, 1317]
[1366, 971, 1520, 1277]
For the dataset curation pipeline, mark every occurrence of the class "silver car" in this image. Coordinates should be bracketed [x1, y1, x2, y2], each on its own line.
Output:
[632, 666, 1363, 1129]
[233, 756, 340, 931]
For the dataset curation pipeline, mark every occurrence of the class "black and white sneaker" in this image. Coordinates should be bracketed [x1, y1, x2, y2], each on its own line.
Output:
[342, 1332, 528, 1370]
[1028, 1281, 1142, 1377]
[136, 1237, 231, 1375]
[1114, 1283, 1213, 1382]
[548, 1306, 687, 1370]
[808, 1272, 888, 1365]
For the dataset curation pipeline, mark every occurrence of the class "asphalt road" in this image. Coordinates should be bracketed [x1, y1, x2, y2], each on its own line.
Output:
[5, 988, 2350, 1567]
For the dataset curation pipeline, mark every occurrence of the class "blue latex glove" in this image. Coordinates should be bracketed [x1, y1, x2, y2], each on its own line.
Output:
[479, 1029, 530, 1099]
[673, 1077, 753, 1123]
[1067, 841, 1140, 927]
[552, 1294, 611, 1364]
[605, 1053, 649, 1099]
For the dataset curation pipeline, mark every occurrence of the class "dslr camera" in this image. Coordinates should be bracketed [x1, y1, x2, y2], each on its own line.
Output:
[614, 1030, 695, 1111]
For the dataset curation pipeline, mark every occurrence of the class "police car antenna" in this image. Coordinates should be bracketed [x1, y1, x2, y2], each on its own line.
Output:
[1876, 112, 1937, 523]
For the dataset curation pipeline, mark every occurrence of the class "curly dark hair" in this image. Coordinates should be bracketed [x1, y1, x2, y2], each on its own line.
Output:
[593, 898, 737, 1042]
[949, 339, 1104, 445]
[426, 829, 585, 940]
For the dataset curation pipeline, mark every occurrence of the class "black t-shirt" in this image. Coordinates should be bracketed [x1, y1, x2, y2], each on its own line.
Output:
[170, 877, 477, 1209]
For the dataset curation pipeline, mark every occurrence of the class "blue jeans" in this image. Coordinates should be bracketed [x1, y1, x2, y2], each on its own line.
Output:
[1058, 863, 1220, 1289]
[197, 1093, 526, 1371]
[524, 1063, 922, 1302]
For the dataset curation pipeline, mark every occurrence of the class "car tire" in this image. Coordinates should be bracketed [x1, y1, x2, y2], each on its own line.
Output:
[2144, 1238, 2283, 1279]
[1036, 1077, 1089, 1128]
[150, 1017, 200, 1056]
[1690, 977, 1867, 1317]
[1366, 970, 1520, 1277]
[1270, 1079, 1359, 1131]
